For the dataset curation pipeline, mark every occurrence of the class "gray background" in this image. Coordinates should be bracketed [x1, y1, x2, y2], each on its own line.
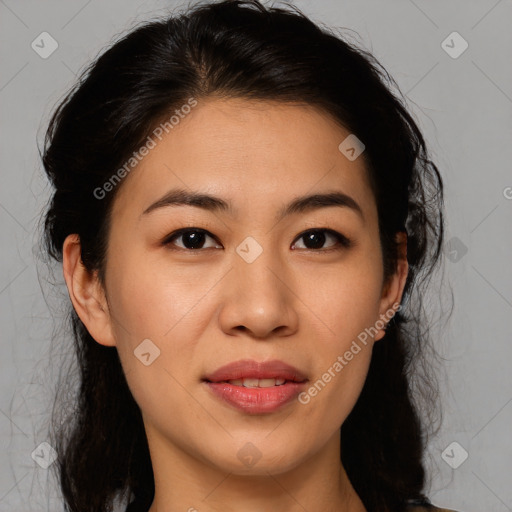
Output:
[1, 0, 511, 511]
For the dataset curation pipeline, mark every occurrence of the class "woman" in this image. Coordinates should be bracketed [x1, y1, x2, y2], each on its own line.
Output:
[41, 1, 459, 511]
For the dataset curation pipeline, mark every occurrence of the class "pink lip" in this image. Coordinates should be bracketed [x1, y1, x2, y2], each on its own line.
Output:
[203, 359, 308, 414]
[203, 359, 308, 383]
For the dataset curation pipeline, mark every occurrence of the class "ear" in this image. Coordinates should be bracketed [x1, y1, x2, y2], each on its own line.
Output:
[374, 231, 408, 342]
[62, 234, 116, 347]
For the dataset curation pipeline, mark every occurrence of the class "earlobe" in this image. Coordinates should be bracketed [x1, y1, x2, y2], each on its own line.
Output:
[62, 234, 116, 347]
[375, 232, 409, 342]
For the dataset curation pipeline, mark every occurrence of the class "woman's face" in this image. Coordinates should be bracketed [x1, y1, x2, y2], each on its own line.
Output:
[67, 97, 406, 477]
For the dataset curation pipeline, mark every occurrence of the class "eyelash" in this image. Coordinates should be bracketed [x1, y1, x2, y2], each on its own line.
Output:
[162, 227, 352, 253]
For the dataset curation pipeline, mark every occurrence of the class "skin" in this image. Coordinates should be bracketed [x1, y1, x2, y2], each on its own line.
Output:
[63, 97, 408, 512]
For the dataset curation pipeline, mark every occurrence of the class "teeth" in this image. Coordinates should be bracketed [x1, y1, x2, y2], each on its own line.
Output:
[258, 378, 279, 388]
[243, 378, 260, 388]
[226, 378, 287, 387]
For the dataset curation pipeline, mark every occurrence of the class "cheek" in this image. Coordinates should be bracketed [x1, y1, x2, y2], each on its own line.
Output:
[293, 251, 383, 425]
[304, 254, 384, 343]
[106, 262, 207, 432]
[292, 323, 374, 458]
[106, 246, 212, 342]
[296, 295, 376, 442]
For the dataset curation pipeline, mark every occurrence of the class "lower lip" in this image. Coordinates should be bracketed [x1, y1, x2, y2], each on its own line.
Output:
[204, 381, 306, 414]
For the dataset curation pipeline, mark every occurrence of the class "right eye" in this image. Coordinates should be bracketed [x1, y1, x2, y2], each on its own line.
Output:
[162, 228, 223, 251]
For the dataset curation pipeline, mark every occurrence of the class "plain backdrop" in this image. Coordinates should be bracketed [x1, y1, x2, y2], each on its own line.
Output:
[0, 1, 511, 511]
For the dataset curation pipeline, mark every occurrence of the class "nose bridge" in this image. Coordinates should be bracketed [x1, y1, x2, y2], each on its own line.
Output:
[233, 233, 286, 301]
[218, 234, 298, 337]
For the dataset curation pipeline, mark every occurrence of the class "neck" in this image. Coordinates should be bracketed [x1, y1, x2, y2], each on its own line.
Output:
[146, 427, 367, 512]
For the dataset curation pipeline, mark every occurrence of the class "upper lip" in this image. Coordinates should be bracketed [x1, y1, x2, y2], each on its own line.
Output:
[203, 359, 308, 383]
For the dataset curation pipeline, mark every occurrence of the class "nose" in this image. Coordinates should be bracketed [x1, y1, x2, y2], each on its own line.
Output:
[217, 245, 300, 340]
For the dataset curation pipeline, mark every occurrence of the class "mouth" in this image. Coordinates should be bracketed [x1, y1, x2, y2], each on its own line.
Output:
[210, 377, 290, 387]
[202, 359, 308, 414]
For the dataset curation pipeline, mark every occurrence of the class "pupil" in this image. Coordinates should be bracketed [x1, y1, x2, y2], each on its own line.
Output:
[183, 231, 205, 249]
[304, 231, 325, 249]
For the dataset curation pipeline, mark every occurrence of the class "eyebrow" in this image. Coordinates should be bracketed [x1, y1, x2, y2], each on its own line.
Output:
[141, 187, 364, 222]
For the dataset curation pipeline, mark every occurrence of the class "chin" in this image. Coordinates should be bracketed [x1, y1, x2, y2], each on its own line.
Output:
[204, 437, 308, 476]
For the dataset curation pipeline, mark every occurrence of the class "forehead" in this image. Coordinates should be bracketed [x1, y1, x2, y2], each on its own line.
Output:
[110, 97, 375, 220]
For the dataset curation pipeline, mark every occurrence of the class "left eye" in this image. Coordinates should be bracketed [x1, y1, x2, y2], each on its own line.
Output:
[163, 228, 351, 251]
[292, 229, 351, 251]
